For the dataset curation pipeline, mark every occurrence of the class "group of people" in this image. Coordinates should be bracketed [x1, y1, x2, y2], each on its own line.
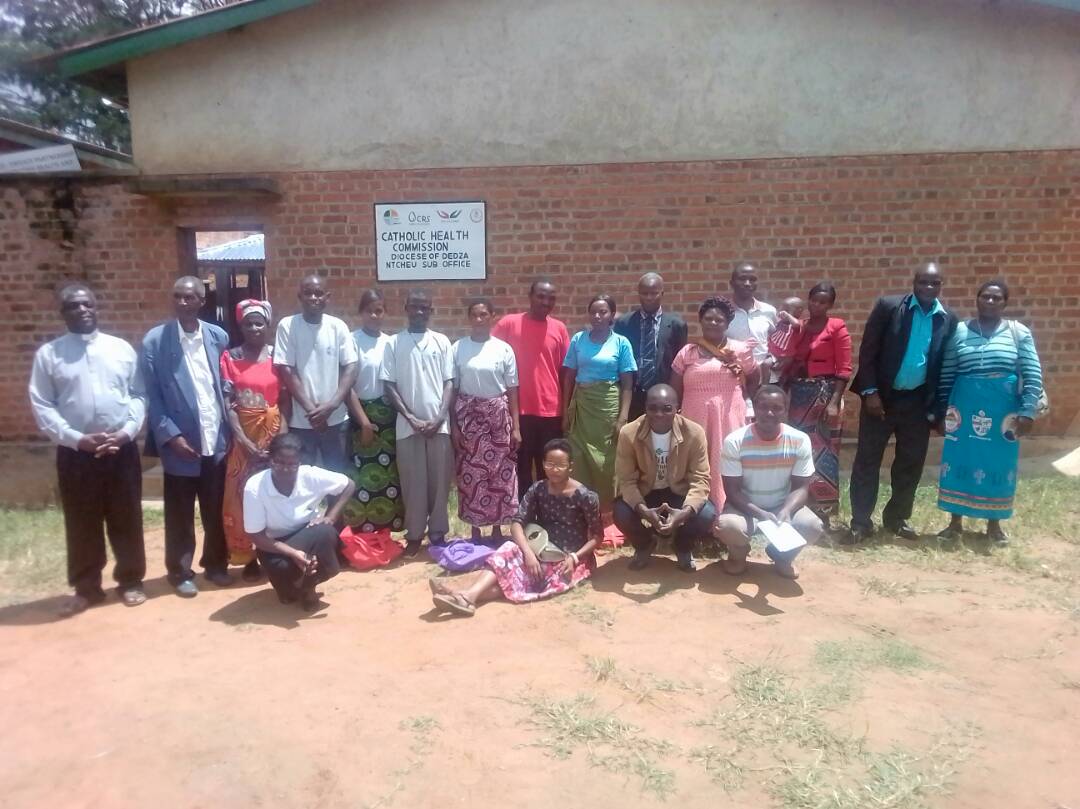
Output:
[28, 261, 1045, 619]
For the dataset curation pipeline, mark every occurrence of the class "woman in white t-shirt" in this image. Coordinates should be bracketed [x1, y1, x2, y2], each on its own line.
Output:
[451, 299, 522, 541]
[344, 289, 405, 533]
[243, 433, 356, 610]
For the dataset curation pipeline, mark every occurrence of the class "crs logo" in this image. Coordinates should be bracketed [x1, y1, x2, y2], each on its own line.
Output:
[382, 208, 400, 225]
[437, 209, 462, 221]
[943, 405, 961, 434]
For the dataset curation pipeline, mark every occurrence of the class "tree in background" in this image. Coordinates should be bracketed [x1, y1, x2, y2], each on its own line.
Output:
[0, 0, 236, 154]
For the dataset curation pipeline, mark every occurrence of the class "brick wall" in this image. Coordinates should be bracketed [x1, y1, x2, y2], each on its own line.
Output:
[2, 149, 1077, 441]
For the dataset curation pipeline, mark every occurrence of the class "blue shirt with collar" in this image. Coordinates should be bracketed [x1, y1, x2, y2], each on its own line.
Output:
[893, 296, 945, 390]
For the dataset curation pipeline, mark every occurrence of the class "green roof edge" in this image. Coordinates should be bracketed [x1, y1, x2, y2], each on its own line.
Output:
[53, 0, 322, 78]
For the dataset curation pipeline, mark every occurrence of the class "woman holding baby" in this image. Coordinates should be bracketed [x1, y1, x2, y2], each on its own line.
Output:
[770, 282, 852, 524]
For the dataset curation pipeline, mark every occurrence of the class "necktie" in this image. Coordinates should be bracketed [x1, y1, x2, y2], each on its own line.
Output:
[639, 314, 657, 390]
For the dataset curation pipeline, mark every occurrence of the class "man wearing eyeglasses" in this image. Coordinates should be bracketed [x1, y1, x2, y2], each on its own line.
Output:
[613, 384, 715, 572]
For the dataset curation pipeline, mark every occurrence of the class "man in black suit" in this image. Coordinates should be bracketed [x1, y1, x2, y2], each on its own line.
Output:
[615, 273, 689, 421]
[847, 262, 958, 543]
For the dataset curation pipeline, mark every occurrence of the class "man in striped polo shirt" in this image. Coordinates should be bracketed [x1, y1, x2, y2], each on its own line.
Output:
[714, 385, 824, 579]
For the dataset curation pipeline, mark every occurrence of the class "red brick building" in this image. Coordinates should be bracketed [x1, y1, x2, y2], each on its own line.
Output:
[3, 0, 1078, 444]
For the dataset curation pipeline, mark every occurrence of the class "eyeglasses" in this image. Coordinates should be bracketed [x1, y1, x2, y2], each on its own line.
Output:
[542, 461, 570, 471]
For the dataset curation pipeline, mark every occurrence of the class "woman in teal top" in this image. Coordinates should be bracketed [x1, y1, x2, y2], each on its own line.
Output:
[936, 280, 1044, 545]
[561, 294, 637, 511]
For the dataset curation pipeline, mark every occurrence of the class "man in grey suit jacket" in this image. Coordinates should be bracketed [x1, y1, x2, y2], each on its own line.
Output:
[141, 277, 233, 596]
[615, 273, 689, 421]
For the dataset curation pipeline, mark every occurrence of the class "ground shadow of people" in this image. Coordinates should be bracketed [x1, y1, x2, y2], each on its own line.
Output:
[590, 554, 699, 605]
[696, 560, 804, 616]
[0, 574, 177, 626]
[208, 588, 328, 629]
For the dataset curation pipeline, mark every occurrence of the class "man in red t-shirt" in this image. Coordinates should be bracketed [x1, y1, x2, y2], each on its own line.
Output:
[492, 279, 570, 496]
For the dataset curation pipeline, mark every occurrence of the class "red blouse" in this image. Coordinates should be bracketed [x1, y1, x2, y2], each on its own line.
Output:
[220, 347, 283, 409]
[791, 317, 853, 379]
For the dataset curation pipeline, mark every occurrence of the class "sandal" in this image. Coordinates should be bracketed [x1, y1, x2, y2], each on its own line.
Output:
[937, 525, 962, 541]
[241, 560, 262, 582]
[432, 592, 476, 617]
[987, 526, 1010, 546]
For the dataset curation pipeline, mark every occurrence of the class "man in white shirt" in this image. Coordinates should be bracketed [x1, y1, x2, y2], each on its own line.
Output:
[142, 276, 233, 596]
[243, 433, 355, 611]
[29, 284, 147, 616]
[380, 290, 455, 556]
[727, 262, 779, 408]
[274, 275, 359, 473]
[714, 385, 824, 579]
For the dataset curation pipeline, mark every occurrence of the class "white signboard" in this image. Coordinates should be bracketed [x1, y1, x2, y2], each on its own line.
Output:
[0, 144, 81, 174]
[375, 201, 486, 281]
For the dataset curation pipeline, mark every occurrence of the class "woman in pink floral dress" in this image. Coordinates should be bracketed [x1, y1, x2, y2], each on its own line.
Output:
[670, 296, 759, 509]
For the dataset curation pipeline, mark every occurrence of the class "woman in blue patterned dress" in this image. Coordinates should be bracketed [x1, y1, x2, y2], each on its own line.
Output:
[935, 280, 1044, 545]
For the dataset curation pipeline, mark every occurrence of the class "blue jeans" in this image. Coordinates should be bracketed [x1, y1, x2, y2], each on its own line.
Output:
[293, 422, 350, 473]
[613, 490, 718, 554]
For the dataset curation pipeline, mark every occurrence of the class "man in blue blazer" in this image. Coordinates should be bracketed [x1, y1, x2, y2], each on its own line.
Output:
[614, 273, 689, 421]
[141, 276, 233, 596]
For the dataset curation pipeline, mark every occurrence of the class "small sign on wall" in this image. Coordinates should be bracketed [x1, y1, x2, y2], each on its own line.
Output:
[375, 201, 486, 281]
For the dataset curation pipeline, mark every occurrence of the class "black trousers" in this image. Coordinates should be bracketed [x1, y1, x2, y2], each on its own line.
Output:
[628, 388, 649, 423]
[612, 490, 718, 553]
[56, 442, 145, 597]
[163, 455, 228, 584]
[849, 389, 932, 530]
[516, 415, 563, 497]
[257, 523, 341, 601]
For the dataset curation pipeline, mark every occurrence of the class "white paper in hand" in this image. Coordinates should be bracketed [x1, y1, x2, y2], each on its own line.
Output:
[757, 519, 807, 553]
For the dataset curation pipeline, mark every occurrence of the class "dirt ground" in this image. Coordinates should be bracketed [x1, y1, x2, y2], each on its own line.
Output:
[1, 522, 1078, 809]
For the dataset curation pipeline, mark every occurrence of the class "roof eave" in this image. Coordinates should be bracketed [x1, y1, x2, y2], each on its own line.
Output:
[29, 0, 322, 105]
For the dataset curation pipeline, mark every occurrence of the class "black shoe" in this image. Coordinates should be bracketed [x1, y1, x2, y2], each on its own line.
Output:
[885, 520, 919, 541]
[241, 559, 262, 582]
[937, 525, 962, 542]
[403, 540, 423, 558]
[628, 551, 651, 571]
[842, 523, 873, 545]
[204, 569, 234, 587]
[987, 526, 1010, 546]
[675, 551, 696, 573]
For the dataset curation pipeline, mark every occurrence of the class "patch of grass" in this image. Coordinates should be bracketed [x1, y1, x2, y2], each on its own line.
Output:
[770, 725, 978, 809]
[585, 656, 702, 704]
[364, 715, 442, 809]
[0, 506, 163, 605]
[814, 637, 932, 675]
[518, 692, 676, 798]
[858, 576, 959, 602]
[689, 745, 745, 791]
[695, 663, 860, 758]
[564, 592, 616, 628]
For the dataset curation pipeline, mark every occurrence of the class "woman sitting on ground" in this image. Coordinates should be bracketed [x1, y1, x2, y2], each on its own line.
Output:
[430, 438, 602, 617]
[243, 433, 356, 611]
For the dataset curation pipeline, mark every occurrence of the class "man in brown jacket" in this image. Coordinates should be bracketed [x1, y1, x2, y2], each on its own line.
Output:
[613, 384, 716, 572]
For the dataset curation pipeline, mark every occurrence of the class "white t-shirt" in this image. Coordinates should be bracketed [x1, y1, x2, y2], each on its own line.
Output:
[352, 329, 391, 401]
[242, 465, 350, 539]
[274, 314, 359, 429]
[453, 336, 519, 398]
[379, 329, 455, 439]
[650, 430, 672, 490]
[727, 299, 778, 364]
[720, 424, 815, 511]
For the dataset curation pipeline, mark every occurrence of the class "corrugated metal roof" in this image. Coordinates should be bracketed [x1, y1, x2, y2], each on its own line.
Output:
[196, 233, 264, 261]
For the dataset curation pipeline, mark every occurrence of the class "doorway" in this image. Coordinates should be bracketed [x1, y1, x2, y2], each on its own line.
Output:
[177, 228, 266, 344]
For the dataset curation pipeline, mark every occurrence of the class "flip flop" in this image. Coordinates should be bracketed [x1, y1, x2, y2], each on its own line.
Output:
[432, 592, 476, 616]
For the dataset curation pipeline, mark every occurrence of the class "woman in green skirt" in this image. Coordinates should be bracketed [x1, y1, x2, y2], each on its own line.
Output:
[345, 289, 405, 532]
[561, 294, 636, 513]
